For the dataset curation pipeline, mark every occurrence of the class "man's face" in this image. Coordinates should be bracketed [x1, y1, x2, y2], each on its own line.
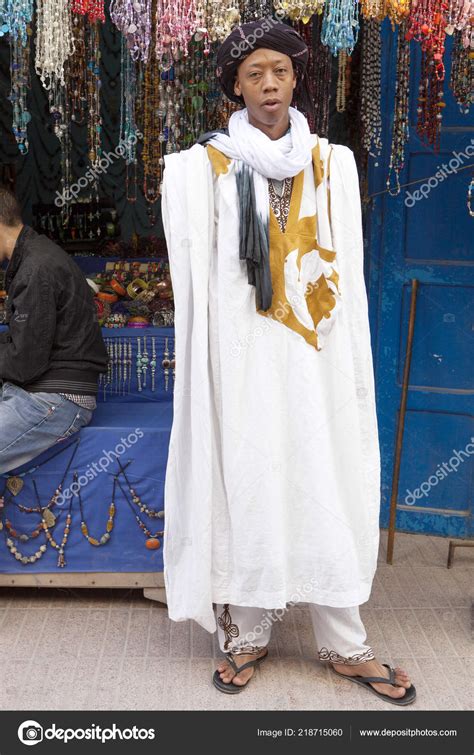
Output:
[233, 48, 296, 126]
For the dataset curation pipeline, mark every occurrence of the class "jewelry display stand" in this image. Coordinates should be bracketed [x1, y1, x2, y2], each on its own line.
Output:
[0, 259, 175, 606]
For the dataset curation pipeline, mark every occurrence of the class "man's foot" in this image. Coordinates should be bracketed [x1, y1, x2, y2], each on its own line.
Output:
[331, 659, 412, 700]
[215, 648, 268, 687]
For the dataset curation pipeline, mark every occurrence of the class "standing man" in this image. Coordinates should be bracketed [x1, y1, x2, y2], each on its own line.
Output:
[0, 186, 108, 473]
[161, 18, 415, 705]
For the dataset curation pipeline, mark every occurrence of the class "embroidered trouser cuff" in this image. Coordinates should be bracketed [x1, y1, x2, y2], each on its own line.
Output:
[215, 602, 375, 664]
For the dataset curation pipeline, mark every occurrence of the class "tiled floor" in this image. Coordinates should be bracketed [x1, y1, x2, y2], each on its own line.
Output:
[0, 530, 472, 711]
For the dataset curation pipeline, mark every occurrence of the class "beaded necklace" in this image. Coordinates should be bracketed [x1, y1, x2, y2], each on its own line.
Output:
[360, 18, 383, 164]
[33, 479, 73, 567]
[387, 19, 411, 195]
[68, 14, 87, 126]
[0, 441, 78, 566]
[155, 0, 198, 65]
[294, 19, 323, 132]
[416, 48, 445, 150]
[2, 438, 80, 501]
[76, 472, 115, 546]
[336, 49, 348, 112]
[310, 13, 332, 137]
[142, 5, 162, 214]
[115, 477, 164, 549]
[4, 516, 44, 541]
[71, 0, 105, 23]
[2, 528, 48, 564]
[86, 20, 102, 166]
[34, 0, 75, 88]
[322, 0, 360, 55]
[273, 0, 324, 21]
[119, 36, 139, 162]
[201, 0, 240, 42]
[449, 29, 473, 113]
[386, 0, 411, 26]
[115, 459, 165, 520]
[109, 0, 152, 62]
[0, 0, 33, 44]
[9, 23, 31, 155]
[239, 0, 272, 23]
[360, 0, 386, 20]
[467, 176, 474, 217]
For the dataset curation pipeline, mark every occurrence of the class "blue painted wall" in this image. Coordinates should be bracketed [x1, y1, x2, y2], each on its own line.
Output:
[366, 21, 474, 538]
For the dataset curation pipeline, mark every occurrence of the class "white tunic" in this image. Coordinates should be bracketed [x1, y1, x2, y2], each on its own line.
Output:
[161, 135, 381, 634]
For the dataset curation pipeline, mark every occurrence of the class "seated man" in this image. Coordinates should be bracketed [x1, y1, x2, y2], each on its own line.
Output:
[0, 186, 108, 473]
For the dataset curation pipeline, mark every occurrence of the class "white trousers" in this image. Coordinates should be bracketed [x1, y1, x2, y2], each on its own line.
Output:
[215, 603, 375, 665]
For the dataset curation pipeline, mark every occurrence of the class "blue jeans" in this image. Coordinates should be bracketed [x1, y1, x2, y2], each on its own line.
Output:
[0, 381, 94, 474]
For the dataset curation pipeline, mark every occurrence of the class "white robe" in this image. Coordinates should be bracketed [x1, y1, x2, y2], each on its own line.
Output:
[161, 135, 381, 634]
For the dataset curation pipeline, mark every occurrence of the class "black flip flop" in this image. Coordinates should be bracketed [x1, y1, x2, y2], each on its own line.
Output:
[330, 662, 417, 706]
[213, 650, 269, 694]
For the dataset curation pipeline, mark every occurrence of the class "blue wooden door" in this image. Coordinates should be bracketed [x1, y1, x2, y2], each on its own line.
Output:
[366, 21, 474, 538]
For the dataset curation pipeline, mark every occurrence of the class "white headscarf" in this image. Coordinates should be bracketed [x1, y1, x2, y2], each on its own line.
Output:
[206, 106, 315, 310]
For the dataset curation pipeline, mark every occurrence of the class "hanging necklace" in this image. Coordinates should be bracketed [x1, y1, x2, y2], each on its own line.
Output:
[142, 336, 149, 387]
[33, 479, 73, 568]
[10, 438, 78, 559]
[449, 29, 473, 113]
[273, 0, 324, 21]
[109, 0, 152, 62]
[0, 440, 78, 567]
[294, 18, 323, 131]
[151, 336, 157, 392]
[386, 0, 411, 26]
[310, 13, 331, 137]
[171, 340, 176, 383]
[200, 0, 240, 41]
[360, 18, 383, 164]
[162, 336, 171, 391]
[119, 36, 140, 164]
[2, 527, 48, 564]
[2, 438, 80, 503]
[467, 175, 474, 217]
[416, 48, 445, 151]
[9, 23, 32, 156]
[360, 0, 386, 19]
[4, 517, 44, 541]
[85, 20, 102, 167]
[75, 472, 115, 546]
[35, 0, 75, 88]
[0, 0, 34, 44]
[71, 0, 105, 22]
[142, 4, 162, 215]
[336, 50, 348, 112]
[127, 338, 132, 394]
[115, 459, 165, 519]
[407, 0, 449, 82]
[387, 18, 411, 195]
[67, 14, 87, 127]
[115, 477, 163, 549]
[322, 0, 360, 55]
[155, 0, 198, 65]
[136, 335, 143, 391]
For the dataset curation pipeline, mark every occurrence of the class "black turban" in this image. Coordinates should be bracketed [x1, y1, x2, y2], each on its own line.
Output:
[215, 17, 313, 114]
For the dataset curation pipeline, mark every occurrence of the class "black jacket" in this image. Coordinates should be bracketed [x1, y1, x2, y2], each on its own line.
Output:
[0, 225, 108, 395]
